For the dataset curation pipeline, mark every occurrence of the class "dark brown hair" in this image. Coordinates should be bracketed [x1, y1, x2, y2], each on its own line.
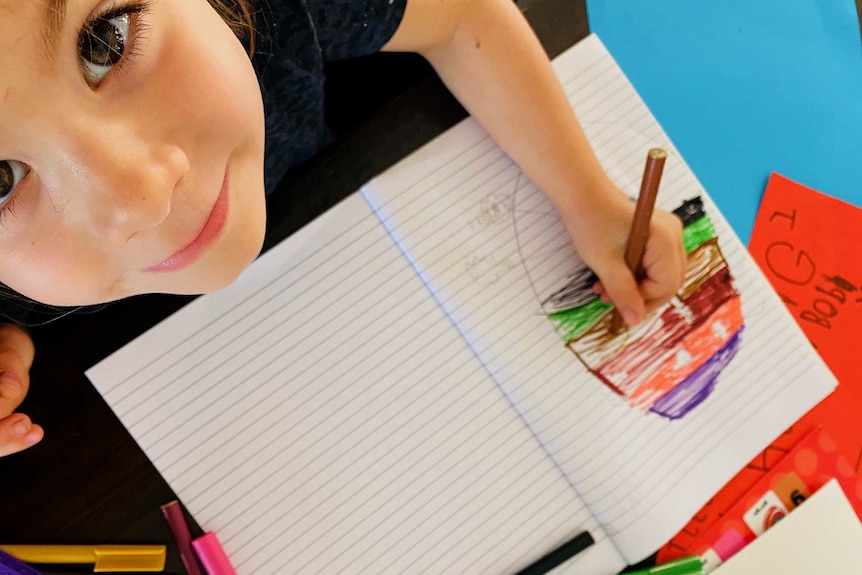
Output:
[208, 0, 256, 56]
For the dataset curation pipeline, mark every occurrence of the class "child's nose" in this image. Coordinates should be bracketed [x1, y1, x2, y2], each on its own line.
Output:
[79, 130, 190, 243]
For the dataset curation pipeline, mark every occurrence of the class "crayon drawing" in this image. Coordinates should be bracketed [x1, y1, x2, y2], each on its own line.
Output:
[513, 167, 744, 420]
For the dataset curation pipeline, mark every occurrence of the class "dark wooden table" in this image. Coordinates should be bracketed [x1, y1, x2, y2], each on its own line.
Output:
[0, 1, 595, 573]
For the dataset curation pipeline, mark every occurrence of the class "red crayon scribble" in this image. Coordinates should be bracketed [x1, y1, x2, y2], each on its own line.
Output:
[625, 295, 743, 410]
[597, 268, 739, 404]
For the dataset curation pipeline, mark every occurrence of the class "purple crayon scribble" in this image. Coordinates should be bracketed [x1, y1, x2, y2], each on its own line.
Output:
[649, 328, 744, 419]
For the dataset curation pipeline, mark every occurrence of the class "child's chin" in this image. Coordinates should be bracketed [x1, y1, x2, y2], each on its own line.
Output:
[194, 240, 264, 294]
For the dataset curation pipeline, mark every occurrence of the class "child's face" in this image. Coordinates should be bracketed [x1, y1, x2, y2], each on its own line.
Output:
[0, 0, 267, 306]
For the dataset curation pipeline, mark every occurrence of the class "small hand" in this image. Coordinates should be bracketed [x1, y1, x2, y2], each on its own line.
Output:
[0, 324, 43, 457]
[564, 183, 687, 326]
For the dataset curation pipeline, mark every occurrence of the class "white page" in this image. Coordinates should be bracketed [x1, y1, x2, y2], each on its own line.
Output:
[362, 34, 837, 563]
[714, 480, 862, 574]
[87, 193, 625, 575]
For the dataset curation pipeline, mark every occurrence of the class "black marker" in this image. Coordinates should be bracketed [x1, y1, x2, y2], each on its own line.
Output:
[513, 530, 595, 575]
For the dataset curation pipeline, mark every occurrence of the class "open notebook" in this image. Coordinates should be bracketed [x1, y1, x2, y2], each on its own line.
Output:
[86, 35, 836, 574]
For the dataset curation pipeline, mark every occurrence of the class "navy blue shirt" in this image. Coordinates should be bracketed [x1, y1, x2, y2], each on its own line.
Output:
[251, 0, 408, 193]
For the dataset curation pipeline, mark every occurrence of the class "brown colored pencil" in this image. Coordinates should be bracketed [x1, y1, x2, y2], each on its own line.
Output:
[609, 147, 667, 333]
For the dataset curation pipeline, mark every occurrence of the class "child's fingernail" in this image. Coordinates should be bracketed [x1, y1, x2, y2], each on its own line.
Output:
[623, 310, 639, 326]
[25, 430, 41, 443]
[0, 373, 21, 398]
[12, 419, 29, 435]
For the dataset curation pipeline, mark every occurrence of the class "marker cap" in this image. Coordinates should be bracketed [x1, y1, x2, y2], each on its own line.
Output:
[192, 533, 236, 575]
[627, 556, 705, 575]
[92, 546, 167, 572]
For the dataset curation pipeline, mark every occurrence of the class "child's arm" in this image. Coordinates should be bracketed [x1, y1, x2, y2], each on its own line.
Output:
[0, 324, 42, 457]
[383, 0, 686, 324]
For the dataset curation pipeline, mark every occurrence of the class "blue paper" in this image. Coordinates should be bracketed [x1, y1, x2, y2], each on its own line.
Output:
[586, 0, 862, 242]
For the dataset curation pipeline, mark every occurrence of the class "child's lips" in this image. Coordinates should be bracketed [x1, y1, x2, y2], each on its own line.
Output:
[145, 168, 230, 273]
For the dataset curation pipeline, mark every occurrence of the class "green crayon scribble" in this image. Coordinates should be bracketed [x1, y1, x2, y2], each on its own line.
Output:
[548, 298, 613, 342]
[683, 215, 716, 253]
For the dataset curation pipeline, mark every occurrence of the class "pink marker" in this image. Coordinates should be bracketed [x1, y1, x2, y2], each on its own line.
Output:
[192, 532, 237, 575]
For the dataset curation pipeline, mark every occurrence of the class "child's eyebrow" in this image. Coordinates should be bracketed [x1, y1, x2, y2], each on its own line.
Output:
[40, 0, 68, 63]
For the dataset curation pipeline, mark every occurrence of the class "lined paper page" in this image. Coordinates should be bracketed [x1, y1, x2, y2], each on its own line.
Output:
[362, 34, 836, 563]
[87, 193, 625, 575]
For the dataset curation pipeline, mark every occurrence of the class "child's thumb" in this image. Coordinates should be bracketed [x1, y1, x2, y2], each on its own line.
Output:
[600, 264, 645, 326]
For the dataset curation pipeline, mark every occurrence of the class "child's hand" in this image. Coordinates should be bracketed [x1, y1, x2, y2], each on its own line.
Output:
[0, 324, 42, 457]
[564, 182, 687, 327]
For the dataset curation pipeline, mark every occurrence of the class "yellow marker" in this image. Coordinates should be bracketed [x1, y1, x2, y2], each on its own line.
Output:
[0, 544, 166, 572]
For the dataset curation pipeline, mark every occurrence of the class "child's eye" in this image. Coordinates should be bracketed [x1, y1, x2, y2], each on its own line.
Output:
[0, 160, 29, 207]
[78, 3, 147, 87]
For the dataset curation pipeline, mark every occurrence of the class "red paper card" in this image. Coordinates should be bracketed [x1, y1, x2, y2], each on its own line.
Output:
[657, 173, 862, 562]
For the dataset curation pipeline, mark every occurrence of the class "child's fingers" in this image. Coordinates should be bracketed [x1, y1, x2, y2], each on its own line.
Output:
[640, 235, 687, 309]
[643, 293, 672, 317]
[591, 282, 612, 304]
[0, 370, 23, 402]
[0, 413, 43, 457]
[0, 357, 31, 419]
[0, 374, 27, 420]
[597, 264, 645, 326]
[640, 274, 680, 312]
[0, 326, 34, 419]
